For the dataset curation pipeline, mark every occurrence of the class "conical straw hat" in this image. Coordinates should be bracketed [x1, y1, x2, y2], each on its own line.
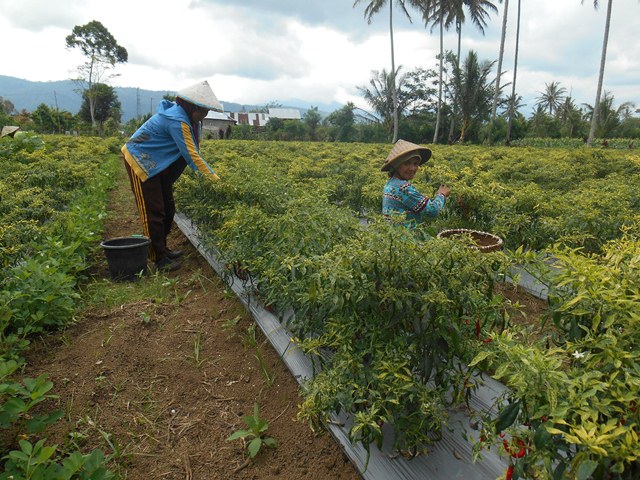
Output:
[381, 139, 432, 172]
[176, 80, 223, 112]
[1, 125, 20, 138]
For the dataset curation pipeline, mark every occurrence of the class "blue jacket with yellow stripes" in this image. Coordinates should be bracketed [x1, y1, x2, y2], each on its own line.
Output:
[121, 100, 219, 182]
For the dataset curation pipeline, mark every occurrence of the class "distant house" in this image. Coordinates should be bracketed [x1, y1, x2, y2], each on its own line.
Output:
[202, 111, 236, 139]
[227, 112, 270, 127]
[268, 108, 301, 120]
[227, 107, 303, 128]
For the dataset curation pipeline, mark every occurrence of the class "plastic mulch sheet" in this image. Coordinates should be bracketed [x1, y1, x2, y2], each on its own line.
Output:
[175, 213, 511, 480]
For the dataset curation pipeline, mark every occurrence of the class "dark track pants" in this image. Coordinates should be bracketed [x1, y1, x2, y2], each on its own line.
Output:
[123, 157, 187, 262]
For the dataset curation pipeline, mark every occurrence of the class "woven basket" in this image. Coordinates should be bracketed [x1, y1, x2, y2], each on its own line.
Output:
[437, 228, 503, 253]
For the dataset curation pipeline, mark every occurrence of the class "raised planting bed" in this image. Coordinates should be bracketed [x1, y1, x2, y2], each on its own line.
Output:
[175, 213, 511, 480]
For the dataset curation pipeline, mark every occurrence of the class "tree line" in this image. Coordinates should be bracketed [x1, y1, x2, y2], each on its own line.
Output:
[1, 7, 639, 144]
[350, 0, 639, 145]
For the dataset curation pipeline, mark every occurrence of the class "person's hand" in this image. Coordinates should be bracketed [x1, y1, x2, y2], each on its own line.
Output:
[436, 185, 451, 198]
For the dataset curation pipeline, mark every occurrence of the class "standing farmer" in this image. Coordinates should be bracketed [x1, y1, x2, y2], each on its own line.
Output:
[122, 80, 222, 271]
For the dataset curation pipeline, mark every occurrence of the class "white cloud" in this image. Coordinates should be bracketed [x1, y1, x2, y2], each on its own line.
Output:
[0, 0, 638, 114]
[0, 0, 83, 30]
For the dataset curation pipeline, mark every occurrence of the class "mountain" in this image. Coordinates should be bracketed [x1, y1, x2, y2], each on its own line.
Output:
[0, 75, 342, 121]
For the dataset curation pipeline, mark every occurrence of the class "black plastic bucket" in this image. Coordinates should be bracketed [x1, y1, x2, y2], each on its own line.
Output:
[100, 236, 151, 281]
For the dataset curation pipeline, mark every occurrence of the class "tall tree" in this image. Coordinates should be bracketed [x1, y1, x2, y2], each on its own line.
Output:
[449, 50, 495, 142]
[0, 97, 15, 116]
[65, 20, 128, 130]
[535, 81, 567, 116]
[558, 95, 585, 138]
[325, 103, 357, 142]
[583, 90, 634, 139]
[353, 0, 414, 143]
[420, 0, 454, 144]
[303, 106, 322, 141]
[31, 104, 57, 133]
[357, 67, 407, 135]
[447, 0, 498, 141]
[79, 83, 121, 134]
[582, 0, 612, 146]
[505, 0, 521, 143]
[491, 0, 509, 120]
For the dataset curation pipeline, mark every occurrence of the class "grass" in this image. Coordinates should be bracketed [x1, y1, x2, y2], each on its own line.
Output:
[80, 271, 182, 311]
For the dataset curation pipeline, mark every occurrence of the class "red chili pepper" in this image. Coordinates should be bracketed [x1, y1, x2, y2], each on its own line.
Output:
[475, 319, 481, 338]
[503, 439, 527, 458]
[506, 465, 514, 480]
[515, 441, 526, 458]
[482, 338, 493, 344]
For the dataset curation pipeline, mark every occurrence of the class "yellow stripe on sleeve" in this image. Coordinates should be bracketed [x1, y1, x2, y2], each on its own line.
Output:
[180, 123, 220, 181]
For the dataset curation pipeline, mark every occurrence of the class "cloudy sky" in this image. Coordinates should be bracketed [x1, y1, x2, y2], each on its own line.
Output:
[1, 0, 639, 115]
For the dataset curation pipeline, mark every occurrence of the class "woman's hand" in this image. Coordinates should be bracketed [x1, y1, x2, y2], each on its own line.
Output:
[436, 185, 451, 198]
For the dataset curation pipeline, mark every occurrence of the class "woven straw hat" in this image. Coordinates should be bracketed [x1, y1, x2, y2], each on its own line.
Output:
[1, 125, 20, 138]
[176, 80, 223, 112]
[381, 139, 432, 172]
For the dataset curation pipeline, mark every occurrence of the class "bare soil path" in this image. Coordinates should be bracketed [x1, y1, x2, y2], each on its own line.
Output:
[23, 162, 360, 480]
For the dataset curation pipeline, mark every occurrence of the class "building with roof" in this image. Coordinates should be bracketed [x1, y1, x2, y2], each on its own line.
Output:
[202, 111, 236, 139]
[227, 112, 270, 128]
[227, 107, 303, 129]
[268, 108, 301, 120]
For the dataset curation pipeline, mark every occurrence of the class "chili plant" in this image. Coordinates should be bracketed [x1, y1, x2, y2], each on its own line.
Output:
[472, 234, 640, 479]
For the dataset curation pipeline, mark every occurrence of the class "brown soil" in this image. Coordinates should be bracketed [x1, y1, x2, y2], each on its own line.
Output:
[496, 282, 551, 340]
[21, 164, 361, 480]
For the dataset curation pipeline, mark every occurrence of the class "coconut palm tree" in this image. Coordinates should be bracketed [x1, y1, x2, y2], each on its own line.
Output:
[583, 90, 635, 139]
[535, 81, 567, 116]
[558, 95, 585, 138]
[412, 0, 449, 144]
[357, 67, 409, 134]
[448, 0, 498, 141]
[490, 0, 509, 121]
[353, 0, 415, 143]
[450, 50, 496, 142]
[505, 0, 521, 143]
[582, 0, 613, 146]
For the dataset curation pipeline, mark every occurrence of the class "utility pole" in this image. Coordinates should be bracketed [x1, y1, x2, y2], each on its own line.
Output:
[53, 90, 61, 134]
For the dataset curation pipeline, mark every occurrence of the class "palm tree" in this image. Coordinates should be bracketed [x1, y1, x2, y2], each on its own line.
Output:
[353, 0, 414, 143]
[535, 81, 567, 116]
[505, 0, 521, 143]
[357, 67, 408, 134]
[558, 95, 584, 138]
[490, 0, 509, 121]
[450, 50, 496, 142]
[583, 90, 634, 138]
[582, 0, 613, 146]
[412, 0, 450, 144]
[448, 0, 498, 141]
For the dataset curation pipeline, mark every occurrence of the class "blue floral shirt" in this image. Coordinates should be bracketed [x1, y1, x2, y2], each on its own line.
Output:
[382, 178, 446, 227]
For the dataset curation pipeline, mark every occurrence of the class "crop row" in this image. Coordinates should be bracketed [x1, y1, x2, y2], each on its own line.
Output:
[175, 140, 640, 479]
[0, 134, 120, 478]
